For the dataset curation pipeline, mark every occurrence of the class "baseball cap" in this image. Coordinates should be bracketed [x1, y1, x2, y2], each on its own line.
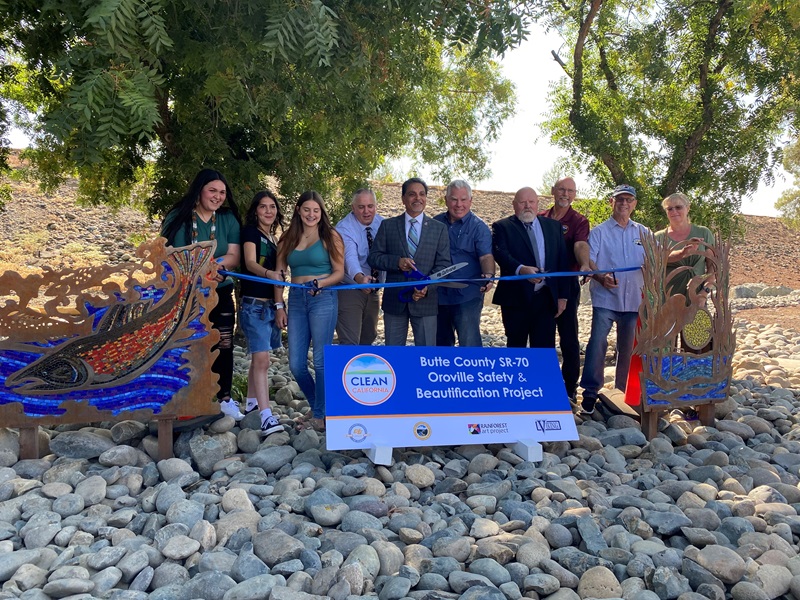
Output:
[611, 184, 637, 198]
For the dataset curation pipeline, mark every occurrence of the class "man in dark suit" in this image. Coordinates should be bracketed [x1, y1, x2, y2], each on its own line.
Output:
[493, 186, 569, 347]
[368, 178, 451, 346]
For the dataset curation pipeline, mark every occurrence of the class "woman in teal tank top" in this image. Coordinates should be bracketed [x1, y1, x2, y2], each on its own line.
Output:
[276, 191, 344, 432]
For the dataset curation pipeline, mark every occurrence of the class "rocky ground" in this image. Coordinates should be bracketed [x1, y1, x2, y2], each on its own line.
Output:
[2, 172, 800, 600]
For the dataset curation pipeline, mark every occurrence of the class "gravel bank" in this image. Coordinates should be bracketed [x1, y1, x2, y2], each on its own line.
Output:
[1, 291, 800, 600]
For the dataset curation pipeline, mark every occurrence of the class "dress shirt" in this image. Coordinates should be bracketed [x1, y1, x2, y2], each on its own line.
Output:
[514, 217, 547, 291]
[404, 212, 424, 249]
[589, 217, 649, 312]
[433, 211, 492, 305]
[335, 212, 385, 285]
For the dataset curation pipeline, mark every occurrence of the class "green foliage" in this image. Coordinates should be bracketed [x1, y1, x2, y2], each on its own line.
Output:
[540, 0, 799, 237]
[406, 47, 516, 183]
[0, 182, 9, 211]
[776, 139, 800, 228]
[572, 197, 612, 227]
[230, 372, 249, 404]
[777, 187, 800, 229]
[0, 98, 9, 209]
[539, 164, 565, 196]
[370, 161, 404, 185]
[0, 0, 530, 215]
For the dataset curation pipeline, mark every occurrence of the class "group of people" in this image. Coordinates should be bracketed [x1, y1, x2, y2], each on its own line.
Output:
[162, 168, 713, 434]
[162, 170, 344, 435]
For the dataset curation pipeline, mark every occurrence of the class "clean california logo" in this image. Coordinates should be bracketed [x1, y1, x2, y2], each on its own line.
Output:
[343, 353, 396, 405]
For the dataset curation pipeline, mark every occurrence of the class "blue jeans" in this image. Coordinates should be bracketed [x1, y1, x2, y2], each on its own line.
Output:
[580, 307, 638, 397]
[288, 288, 338, 419]
[436, 297, 483, 347]
[240, 300, 282, 354]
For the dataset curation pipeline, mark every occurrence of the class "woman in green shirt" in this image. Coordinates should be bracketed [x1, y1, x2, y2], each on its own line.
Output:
[161, 169, 243, 419]
[655, 193, 715, 301]
[655, 192, 716, 419]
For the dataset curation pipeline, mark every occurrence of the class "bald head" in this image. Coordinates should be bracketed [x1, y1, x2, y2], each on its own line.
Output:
[551, 177, 577, 209]
[513, 187, 539, 223]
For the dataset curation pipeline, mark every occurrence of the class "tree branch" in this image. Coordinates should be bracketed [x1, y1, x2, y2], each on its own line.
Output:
[153, 88, 179, 158]
[661, 0, 733, 196]
[568, 0, 625, 182]
[596, 38, 617, 91]
[551, 49, 568, 72]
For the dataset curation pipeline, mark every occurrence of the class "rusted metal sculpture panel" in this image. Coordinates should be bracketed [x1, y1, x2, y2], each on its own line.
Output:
[0, 239, 219, 426]
[635, 230, 735, 421]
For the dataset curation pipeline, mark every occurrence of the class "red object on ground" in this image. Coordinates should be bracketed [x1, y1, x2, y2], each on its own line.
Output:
[625, 316, 643, 406]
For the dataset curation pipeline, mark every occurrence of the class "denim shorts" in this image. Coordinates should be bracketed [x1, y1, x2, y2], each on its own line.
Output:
[239, 299, 282, 354]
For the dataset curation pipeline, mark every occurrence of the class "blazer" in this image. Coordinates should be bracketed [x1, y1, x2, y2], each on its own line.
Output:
[492, 214, 568, 309]
[368, 213, 451, 317]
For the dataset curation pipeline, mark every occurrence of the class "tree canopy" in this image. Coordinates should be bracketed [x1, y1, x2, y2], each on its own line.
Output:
[0, 0, 528, 214]
[776, 138, 800, 227]
[540, 0, 800, 234]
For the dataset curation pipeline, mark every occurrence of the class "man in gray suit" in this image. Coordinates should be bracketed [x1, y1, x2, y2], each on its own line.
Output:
[368, 178, 451, 346]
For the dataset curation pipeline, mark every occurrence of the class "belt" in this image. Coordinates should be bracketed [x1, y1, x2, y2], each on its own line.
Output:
[241, 297, 271, 307]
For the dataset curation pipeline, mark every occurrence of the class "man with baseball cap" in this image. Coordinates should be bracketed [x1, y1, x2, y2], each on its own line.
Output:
[579, 184, 650, 415]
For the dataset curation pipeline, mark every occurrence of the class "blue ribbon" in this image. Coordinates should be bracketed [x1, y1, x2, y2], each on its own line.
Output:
[218, 266, 641, 291]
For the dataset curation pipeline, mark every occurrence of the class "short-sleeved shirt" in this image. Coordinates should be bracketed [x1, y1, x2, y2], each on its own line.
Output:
[161, 209, 240, 288]
[541, 206, 590, 271]
[433, 210, 492, 305]
[655, 223, 715, 300]
[589, 217, 649, 312]
[239, 225, 278, 299]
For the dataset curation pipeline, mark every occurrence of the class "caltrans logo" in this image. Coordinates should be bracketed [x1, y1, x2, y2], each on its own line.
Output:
[342, 354, 396, 406]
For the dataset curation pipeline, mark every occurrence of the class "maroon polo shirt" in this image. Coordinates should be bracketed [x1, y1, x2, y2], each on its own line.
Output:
[541, 205, 589, 271]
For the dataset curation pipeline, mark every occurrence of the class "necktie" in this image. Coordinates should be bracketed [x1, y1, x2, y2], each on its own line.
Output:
[408, 219, 419, 257]
[365, 226, 374, 249]
[365, 226, 379, 285]
[523, 221, 542, 268]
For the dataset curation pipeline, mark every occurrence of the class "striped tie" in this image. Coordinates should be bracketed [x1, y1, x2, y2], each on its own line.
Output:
[408, 218, 419, 257]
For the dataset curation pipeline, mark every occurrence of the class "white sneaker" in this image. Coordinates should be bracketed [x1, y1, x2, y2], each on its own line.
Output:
[260, 415, 283, 436]
[219, 399, 245, 421]
[245, 397, 258, 412]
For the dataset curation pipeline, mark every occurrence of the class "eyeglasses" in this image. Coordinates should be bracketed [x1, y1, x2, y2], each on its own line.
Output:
[665, 205, 685, 212]
[614, 197, 636, 204]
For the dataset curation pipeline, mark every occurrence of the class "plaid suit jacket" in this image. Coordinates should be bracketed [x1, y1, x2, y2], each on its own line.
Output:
[368, 213, 451, 316]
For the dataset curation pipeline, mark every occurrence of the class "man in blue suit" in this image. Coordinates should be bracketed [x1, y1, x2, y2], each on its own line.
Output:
[492, 187, 569, 348]
[368, 178, 451, 346]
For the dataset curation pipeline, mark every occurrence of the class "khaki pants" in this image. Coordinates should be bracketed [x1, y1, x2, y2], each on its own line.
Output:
[336, 289, 380, 345]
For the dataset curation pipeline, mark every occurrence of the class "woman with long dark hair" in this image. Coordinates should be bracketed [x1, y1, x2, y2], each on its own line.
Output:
[239, 190, 286, 435]
[161, 168, 244, 420]
[276, 191, 344, 432]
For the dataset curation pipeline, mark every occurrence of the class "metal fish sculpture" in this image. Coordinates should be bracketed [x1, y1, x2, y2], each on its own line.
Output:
[7, 244, 214, 393]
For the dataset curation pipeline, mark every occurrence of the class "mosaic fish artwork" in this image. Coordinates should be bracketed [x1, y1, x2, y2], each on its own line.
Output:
[0, 239, 220, 426]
